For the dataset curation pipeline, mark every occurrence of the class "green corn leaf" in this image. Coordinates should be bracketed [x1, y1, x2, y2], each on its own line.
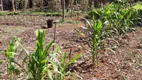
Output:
[36, 29, 45, 48]
[49, 60, 58, 72]
[127, 10, 132, 19]
[57, 71, 65, 79]
[94, 10, 101, 17]
[79, 32, 86, 37]
[83, 18, 91, 27]
[62, 52, 67, 66]
[48, 70, 53, 80]
[94, 20, 102, 35]
[74, 28, 86, 37]
[35, 29, 46, 59]
[32, 56, 39, 65]
[52, 43, 60, 53]
[41, 59, 47, 65]
[68, 53, 81, 65]
[44, 40, 53, 57]
[18, 41, 29, 55]
[96, 20, 102, 30]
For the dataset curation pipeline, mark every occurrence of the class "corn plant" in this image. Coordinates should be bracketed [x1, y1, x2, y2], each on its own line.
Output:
[5, 29, 80, 80]
[89, 3, 138, 37]
[5, 37, 21, 75]
[108, 7, 135, 36]
[48, 51, 81, 80]
[26, 30, 81, 80]
[81, 19, 102, 66]
[24, 30, 53, 80]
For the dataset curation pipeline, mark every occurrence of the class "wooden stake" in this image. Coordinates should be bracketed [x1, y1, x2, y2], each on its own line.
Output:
[53, 22, 57, 50]
[62, 0, 65, 21]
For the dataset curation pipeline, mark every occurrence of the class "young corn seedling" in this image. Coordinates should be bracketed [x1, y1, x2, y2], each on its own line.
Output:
[78, 19, 102, 67]
[5, 37, 21, 75]
[25, 30, 53, 80]
[24, 30, 80, 80]
[5, 30, 53, 80]
[48, 52, 81, 80]
[5, 29, 81, 80]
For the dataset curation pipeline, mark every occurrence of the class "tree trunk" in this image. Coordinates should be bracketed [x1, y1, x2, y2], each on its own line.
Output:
[29, 0, 33, 8]
[12, 0, 15, 11]
[69, 0, 72, 8]
[40, 0, 44, 8]
[65, 0, 69, 8]
[0, 0, 3, 11]
[62, 0, 65, 21]
[24, 0, 28, 9]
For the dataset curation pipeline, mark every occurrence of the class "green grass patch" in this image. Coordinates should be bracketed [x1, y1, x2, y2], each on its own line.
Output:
[0, 11, 62, 16]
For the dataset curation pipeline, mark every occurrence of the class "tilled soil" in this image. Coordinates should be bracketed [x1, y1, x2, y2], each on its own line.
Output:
[0, 22, 142, 80]
[73, 28, 142, 80]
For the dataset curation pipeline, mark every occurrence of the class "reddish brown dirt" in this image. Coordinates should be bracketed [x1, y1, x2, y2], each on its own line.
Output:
[0, 18, 142, 80]
[72, 28, 142, 80]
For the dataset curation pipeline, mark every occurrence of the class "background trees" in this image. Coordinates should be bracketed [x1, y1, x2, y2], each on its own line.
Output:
[0, 0, 3, 11]
[1, 0, 141, 11]
[12, 0, 15, 11]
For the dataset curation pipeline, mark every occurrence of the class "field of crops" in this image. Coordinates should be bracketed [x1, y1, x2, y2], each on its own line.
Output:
[0, 1, 142, 80]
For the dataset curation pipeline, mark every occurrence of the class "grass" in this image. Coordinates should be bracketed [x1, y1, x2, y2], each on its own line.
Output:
[0, 11, 62, 16]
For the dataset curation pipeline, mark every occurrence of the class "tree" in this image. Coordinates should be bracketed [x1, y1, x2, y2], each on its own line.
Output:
[0, 0, 3, 11]
[24, 0, 28, 9]
[12, 0, 15, 11]
[62, 0, 65, 21]
[65, 0, 69, 8]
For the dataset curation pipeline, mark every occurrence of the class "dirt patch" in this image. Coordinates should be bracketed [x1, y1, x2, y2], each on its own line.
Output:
[0, 19, 142, 80]
[73, 28, 142, 80]
[0, 25, 34, 51]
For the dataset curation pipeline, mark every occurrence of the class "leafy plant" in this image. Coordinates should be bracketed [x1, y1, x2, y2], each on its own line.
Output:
[108, 8, 134, 35]
[88, 3, 140, 36]
[5, 37, 21, 75]
[5, 29, 81, 80]
[79, 19, 102, 67]
[48, 51, 81, 80]
[25, 30, 53, 80]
